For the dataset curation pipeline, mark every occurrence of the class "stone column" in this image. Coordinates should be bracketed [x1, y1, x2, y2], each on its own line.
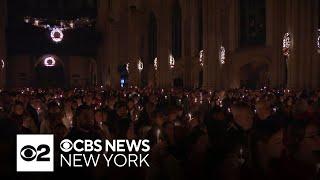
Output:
[286, 0, 298, 89]
[286, 0, 315, 90]
[127, 8, 140, 87]
[310, 0, 319, 89]
[181, 0, 192, 89]
[267, 0, 287, 88]
[0, 0, 6, 88]
[202, 0, 219, 90]
[157, 0, 171, 88]
[96, 0, 108, 87]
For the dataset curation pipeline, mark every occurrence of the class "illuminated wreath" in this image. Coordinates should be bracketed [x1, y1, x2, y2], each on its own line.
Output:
[44, 57, 56, 67]
[50, 28, 64, 43]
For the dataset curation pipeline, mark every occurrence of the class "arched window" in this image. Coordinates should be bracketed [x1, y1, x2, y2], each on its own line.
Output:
[172, 0, 182, 58]
[148, 13, 157, 64]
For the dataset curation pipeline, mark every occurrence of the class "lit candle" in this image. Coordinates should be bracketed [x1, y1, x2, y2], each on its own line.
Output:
[34, 20, 39, 26]
[273, 107, 277, 112]
[194, 98, 198, 103]
[239, 146, 245, 165]
[134, 114, 139, 121]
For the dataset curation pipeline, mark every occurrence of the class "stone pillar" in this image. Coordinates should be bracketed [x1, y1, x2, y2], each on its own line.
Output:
[310, 0, 319, 89]
[267, 0, 287, 88]
[286, 0, 298, 89]
[228, 0, 239, 52]
[127, 8, 140, 87]
[0, 0, 6, 88]
[96, 0, 108, 87]
[286, 0, 315, 90]
[157, 0, 171, 88]
[202, 0, 219, 90]
[181, 1, 192, 89]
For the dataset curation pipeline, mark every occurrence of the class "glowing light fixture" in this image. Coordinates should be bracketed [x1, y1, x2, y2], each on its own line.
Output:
[50, 28, 64, 43]
[137, 59, 143, 72]
[199, 50, 204, 67]
[283, 32, 291, 56]
[169, 54, 175, 69]
[44, 56, 56, 67]
[126, 63, 130, 73]
[154, 57, 158, 71]
[1, 59, 4, 69]
[219, 46, 226, 65]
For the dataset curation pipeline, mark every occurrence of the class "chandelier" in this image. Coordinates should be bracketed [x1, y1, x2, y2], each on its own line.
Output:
[154, 57, 158, 71]
[219, 46, 226, 65]
[199, 50, 204, 67]
[1, 59, 4, 69]
[137, 59, 143, 72]
[24, 17, 95, 43]
[169, 54, 175, 69]
[126, 63, 130, 73]
[283, 32, 291, 56]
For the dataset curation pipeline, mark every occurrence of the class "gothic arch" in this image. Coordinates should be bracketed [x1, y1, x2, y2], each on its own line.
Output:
[229, 48, 272, 88]
[33, 54, 66, 88]
[34, 54, 64, 68]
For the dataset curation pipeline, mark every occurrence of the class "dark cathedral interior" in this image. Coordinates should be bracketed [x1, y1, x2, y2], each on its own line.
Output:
[0, 0, 320, 179]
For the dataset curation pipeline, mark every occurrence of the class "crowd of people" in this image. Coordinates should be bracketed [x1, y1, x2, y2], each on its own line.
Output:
[1, 87, 320, 179]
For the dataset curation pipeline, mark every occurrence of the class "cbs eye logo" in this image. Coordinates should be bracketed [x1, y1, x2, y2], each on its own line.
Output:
[20, 144, 50, 162]
[17, 135, 54, 172]
[60, 139, 73, 152]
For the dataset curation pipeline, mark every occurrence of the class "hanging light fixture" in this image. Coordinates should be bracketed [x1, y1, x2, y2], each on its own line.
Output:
[137, 58, 143, 72]
[1, 59, 4, 69]
[219, 46, 226, 65]
[199, 50, 204, 67]
[169, 54, 175, 69]
[154, 57, 158, 71]
[126, 63, 130, 73]
[283, 32, 291, 57]
[24, 17, 95, 43]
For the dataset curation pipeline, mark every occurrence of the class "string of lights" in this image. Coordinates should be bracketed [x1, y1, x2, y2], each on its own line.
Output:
[23, 16, 95, 43]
